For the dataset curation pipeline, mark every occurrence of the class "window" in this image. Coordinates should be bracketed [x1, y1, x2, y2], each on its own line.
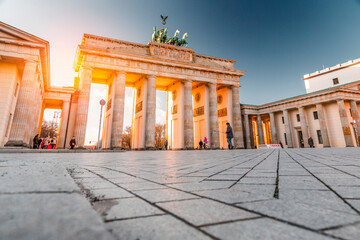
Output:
[284, 133, 288, 145]
[296, 114, 300, 122]
[313, 111, 318, 120]
[317, 130, 323, 144]
[333, 78, 339, 85]
[282, 117, 285, 124]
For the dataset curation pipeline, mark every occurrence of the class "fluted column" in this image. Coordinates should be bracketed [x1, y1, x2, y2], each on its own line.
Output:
[209, 83, 220, 148]
[57, 101, 70, 148]
[283, 109, 293, 148]
[257, 115, 264, 145]
[298, 107, 310, 148]
[244, 114, 251, 149]
[316, 104, 330, 147]
[269, 112, 278, 144]
[73, 66, 92, 148]
[337, 100, 354, 147]
[111, 72, 126, 149]
[6, 60, 38, 147]
[232, 86, 244, 148]
[184, 80, 194, 149]
[145, 75, 156, 149]
[350, 100, 360, 144]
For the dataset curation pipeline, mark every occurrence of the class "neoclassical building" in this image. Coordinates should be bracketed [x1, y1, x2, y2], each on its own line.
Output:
[1, 21, 360, 150]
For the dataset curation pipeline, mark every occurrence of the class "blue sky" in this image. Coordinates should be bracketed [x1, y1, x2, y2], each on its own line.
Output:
[1, 0, 360, 143]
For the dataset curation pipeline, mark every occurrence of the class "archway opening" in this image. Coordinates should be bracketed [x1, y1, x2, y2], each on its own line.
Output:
[39, 108, 62, 149]
[121, 87, 134, 150]
[84, 83, 107, 148]
[155, 90, 167, 150]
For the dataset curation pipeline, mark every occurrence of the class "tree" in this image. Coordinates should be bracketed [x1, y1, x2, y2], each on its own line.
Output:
[122, 126, 132, 149]
[40, 120, 58, 138]
[155, 124, 165, 149]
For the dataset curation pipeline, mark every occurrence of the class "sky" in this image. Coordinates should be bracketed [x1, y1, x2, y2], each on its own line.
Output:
[1, 0, 360, 143]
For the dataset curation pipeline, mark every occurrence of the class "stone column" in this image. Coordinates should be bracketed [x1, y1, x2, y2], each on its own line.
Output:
[244, 114, 252, 149]
[283, 109, 293, 148]
[316, 104, 330, 147]
[350, 100, 360, 144]
[269, 112, 278, 144]
[57, 100, 70, 149]
[6, 60, 38, 147]
[184, 80, 194, 149]
[232, 86, 244, 148]
[111, 72, 126, 149]
[337, 100, 354, 147]
[73, 66, 92, 148]
[257, 115, 264, 145]
[209, 83, 220, 149]
[145, 75, 156, 149]
[298, 107, 310, 148]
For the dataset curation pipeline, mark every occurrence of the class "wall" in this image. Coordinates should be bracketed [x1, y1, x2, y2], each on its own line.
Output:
[305, 64, 360, 93]
[167, 82, 184, 149]
[192, 85, 210, 149]
[217, 87, 232, 149]
[0, 62, 20, 147]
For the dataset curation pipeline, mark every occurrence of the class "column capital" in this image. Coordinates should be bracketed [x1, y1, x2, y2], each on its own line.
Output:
[24, 59, 38, 64]
[80, 65, 93, 71]
[115, 71, 126, 76]
[147, 74, 157, 79]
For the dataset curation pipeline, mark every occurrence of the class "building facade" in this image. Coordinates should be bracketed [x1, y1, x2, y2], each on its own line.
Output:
[1, 21, 359, 150]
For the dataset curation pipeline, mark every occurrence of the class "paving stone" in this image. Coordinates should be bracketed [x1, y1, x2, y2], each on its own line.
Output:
[134, 188, 198, 203]
[106, 215, 211, 240]
[93, 197, 163, 220]
[117, 181, 167, 191]
[157, 198, 258, 226]
[0, 193, 114, 240]
[325, 222, 360, 240]
[90, 187, 134, 200]
[203, 218, 332, 240]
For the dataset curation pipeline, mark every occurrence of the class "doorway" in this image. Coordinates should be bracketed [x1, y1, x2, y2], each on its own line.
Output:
[298, 130, 304, 148]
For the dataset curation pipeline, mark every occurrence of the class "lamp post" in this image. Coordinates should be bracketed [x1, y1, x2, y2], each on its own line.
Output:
[97, 99, 106, 150]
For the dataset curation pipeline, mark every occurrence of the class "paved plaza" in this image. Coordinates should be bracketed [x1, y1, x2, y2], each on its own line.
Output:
[1, 148, 360, 240]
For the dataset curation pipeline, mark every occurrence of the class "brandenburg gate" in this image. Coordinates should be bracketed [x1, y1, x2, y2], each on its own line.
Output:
[71, 34, 245, 149]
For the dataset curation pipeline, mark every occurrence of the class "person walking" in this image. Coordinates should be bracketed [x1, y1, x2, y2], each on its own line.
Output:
[279, 141, 284, 148]
[203, 137, 208, 149]
[164, 140, 168, 150]
[226, 122, 234, 149]
[199, 139, 203, 150]
[43, 136, 49, 149]
[51, 137, 57, 149]
[33, 134, 39, 149]
[70, 136, 76, 149]
[308, 137, 314, 148]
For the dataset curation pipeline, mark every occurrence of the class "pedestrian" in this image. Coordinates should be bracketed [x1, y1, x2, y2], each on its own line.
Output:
[51, 137, 56, 149]
[279, 141, 283, 148]
[199, 139, 203, 149]
[203, 137, 208, 149]
[37, 137, 42, 149]
[164, 140, 168, 150]
[70, 136, 76, 149]
[226, 122, 234, 149]
[43, 136, 49, 149]
[308, 137, 314, 148]
[33, 134, 39, 149]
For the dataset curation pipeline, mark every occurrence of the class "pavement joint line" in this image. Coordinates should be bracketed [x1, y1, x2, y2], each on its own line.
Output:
[153, 197, 201, 204]
[294, 151, 360, 179]
[273, 149, 280, 199]
[318, 220, 360, 232]
[197, 216, 264, 228]
[92, 162, 341, 239]
[84, 168, 220, 240]
[104, 213, 167, 223]
[284, 150, 360, 215]
[228, 150, 276, 189]
[199, 150, 270, 181]
[178, 151, 262, 177]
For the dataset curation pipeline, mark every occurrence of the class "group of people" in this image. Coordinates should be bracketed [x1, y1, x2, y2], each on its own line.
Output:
[33, 134, 77, 149]
[32, 134, 57, 149]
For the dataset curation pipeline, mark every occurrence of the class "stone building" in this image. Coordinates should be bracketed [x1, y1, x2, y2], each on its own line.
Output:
[242, 59, 360, 149]
[1, 21, 360, 150]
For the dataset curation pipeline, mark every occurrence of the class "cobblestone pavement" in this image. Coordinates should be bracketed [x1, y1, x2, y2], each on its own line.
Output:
[1, 148, 360, 240]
